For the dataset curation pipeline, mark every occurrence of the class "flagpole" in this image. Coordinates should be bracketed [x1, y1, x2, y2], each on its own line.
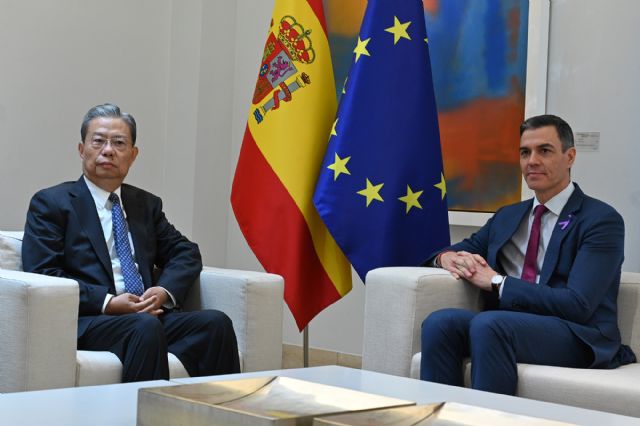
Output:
[303, 326, 309, 367]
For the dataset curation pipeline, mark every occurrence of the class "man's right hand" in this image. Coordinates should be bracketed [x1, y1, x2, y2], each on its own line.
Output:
[104, 293, 162, 316]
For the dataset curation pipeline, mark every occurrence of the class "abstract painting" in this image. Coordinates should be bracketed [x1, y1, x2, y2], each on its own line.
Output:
[324, 0, 528, 212]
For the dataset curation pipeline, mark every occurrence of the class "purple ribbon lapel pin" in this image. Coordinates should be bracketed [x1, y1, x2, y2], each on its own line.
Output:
[558, 214, 573, 230]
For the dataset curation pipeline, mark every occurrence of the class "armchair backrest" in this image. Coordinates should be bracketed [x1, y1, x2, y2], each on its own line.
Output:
[0, 231, 24, 271]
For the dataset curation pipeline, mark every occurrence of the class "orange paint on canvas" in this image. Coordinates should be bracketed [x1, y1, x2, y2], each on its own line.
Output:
[324, 0, 366, 35]
[439, 92, 524, 211]
[423, 0, 439, 15]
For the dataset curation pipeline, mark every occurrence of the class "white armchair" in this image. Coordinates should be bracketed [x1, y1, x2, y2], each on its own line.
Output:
[0, 231, 284, 392]
[362, 266, 640, 417]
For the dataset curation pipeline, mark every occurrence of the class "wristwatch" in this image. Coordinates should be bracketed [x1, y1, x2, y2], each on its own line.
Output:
[491, 275, 506, 293]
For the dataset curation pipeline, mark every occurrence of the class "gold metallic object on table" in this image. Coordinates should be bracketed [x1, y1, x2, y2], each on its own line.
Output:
[137, 376, 414, 425]
[313, 402, 575, 425]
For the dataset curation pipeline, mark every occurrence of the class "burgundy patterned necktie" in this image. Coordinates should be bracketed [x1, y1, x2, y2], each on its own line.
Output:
[521, 204, 548, 283]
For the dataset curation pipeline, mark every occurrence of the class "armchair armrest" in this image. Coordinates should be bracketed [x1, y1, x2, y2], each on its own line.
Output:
[618, 271, 640, 353]
[184, 267, 284, 372]
[362, 267, 482, 377]
[0, 270, 78, 392]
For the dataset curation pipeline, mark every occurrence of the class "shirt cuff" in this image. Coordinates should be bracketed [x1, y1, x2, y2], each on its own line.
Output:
[499, 277, 507, 298]
[433, 251, 454, 268]
[102, 294, 114, 314]
[159, 287, 176, 309]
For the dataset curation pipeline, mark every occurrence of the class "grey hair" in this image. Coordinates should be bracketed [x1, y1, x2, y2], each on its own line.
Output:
[80, 103, 137, 145]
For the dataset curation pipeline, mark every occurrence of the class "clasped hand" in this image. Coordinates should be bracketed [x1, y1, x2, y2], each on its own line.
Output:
[105, 287, 168, 316]
[439, 251, 497, 291]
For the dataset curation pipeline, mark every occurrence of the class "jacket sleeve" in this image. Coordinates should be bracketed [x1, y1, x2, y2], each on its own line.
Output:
[22, 190, 110, 315]
[149, 197, 202, 307]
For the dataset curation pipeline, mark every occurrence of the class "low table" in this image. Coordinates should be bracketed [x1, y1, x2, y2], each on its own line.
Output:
[1, 366, 638, 425]
[0, 379, 172, 426]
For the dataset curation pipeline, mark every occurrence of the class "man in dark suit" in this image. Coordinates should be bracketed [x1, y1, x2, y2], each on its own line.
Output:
[421, 114, 635, 395]
[22, 103, 240, 382]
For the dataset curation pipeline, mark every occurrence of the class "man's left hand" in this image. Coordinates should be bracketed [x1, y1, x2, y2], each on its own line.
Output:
[140, 287, 169, 316]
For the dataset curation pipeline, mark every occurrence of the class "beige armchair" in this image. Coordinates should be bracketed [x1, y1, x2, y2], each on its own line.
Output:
[0, 231, 284, 392]
[362, 267, 640, 417]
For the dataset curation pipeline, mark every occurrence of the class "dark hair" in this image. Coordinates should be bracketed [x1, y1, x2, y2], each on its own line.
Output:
[519, 114, 574, 152]
[80, 103, 137, 145]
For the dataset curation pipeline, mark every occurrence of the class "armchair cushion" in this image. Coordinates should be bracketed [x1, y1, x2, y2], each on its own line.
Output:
[75, 351, 189, 387]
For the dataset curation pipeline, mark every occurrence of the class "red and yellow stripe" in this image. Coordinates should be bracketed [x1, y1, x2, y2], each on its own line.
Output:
[231, 0, 351, 330]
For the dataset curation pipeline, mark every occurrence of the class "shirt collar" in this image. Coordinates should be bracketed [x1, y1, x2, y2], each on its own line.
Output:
[532, 181, 575, 217]
[83, 175, 122, 209]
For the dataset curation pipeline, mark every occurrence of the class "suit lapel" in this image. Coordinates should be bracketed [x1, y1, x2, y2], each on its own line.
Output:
[121, 186, 151, 287]
[70, 177, 113, 280]
[539, 185, 584, 285]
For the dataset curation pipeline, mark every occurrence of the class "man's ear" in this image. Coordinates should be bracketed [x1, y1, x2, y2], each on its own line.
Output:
[566, 146, 576, 167]
[78, 142, 85, 159]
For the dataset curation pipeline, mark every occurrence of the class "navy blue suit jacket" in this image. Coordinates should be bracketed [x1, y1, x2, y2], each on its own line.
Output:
[22, 177, 203, 337]
[429, 184, 632, 368]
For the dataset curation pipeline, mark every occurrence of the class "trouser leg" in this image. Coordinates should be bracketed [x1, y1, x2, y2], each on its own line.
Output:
[469, 310, 593, 395]
[78, 313, 169, 382]
[420, 308, 475, 386]
[162, 309, 240, 377]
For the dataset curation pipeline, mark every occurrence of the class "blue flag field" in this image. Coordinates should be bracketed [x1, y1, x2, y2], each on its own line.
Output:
[313, 0, 450, 281]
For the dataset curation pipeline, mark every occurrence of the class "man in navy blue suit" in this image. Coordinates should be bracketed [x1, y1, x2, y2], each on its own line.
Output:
[22, 103, 240, 382]
[421, 114, 635, 395]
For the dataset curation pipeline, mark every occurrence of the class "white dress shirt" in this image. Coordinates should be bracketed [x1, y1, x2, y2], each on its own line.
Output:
[83, 176, 175, 312]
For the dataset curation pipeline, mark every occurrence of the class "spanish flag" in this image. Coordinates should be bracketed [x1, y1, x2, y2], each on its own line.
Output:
[231, 0, 352, 330]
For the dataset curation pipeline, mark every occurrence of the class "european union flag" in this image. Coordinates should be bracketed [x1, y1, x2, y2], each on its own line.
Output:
[313, 0, 450, 281]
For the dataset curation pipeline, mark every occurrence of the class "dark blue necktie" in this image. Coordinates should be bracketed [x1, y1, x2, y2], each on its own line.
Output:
[109, 193, 144, 296]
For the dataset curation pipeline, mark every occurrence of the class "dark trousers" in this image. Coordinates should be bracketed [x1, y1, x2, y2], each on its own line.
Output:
[420, 308, 593, 395]
[78, 310, 240, 382]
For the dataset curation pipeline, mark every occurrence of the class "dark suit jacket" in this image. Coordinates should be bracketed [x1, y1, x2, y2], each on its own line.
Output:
[22, 177, 203, 337]
[427, 184, 633, 368]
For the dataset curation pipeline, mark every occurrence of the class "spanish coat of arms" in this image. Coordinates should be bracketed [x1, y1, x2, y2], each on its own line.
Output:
[252, 15, 316, 124]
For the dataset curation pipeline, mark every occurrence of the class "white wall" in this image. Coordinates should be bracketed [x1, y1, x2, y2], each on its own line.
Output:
[0, 0, 172, 229]
[546, 0, 640, 272]
[0, 0, 235, 269]
[1, 0, 638, 358]
[191, 1, 238, 266]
